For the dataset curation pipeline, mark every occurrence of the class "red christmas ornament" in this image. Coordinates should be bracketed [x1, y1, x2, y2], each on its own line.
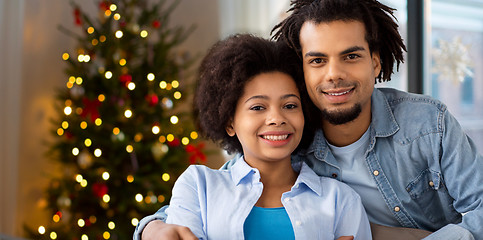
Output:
[80, 97, 101, 123]
[152, 20, 161, 28]
[167, 138, 180, 147]
[74, 8, 82, 26]
[99, 1, 110, 11]
[119, 74, 132, 87]
[146, 94, 159, 106]
[185, 143, 206, 164]
[92, 183, 108, 198]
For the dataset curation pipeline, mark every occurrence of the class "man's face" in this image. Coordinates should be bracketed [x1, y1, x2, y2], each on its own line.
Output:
[299, 20, 381, 125]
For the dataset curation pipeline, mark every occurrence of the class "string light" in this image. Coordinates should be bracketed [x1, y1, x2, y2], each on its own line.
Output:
[105, 9, 112, 16]
[78, 219, 86, 227]
[80, 121, 88, 129]
[119, 59, 126, 66]
[76, 77, 83, 85]
[124, 109, 132, 118]
[140, 30, 148, 38]
[62, 53, 70, 60]
[152, 126, 160, 134]
[108, 221, 115, 229]
[50, 232, 58, 239]
[159, 81, 167, 89]
[134, 133, 143, 142]
[103, 232, 110, 239]
[171, 80, 179, 88]
[173, 91, 181, 99]
[190, 131, 198, 139]
[166, 134, 174, 142]
[126, 145, 134, 153]
[84, 138, 92, 147]
[87, 27, 94, 34]
[57, 128, 64, 136]
[75, 174, 83, 183]
[159, 135, 166, 143]
[94, 148, 102, 157]
[181, 137, 189, 145]
[109, 4, 117, 11]
[81, 234, 88, 240]
[127, 175, 134, 183]
[98, 94, 106, 102]
[62, 121, 69, 129]
[113, 127, 120, 135]
[64, 106, 72, 115]
[80, 179, 88, 187]
[147, 73, 155, 81]
[102, 172, 110, 180]
[115, 30, 123, 38]
[170, 115, 179, 124]
[103, 194, 110, 203]
[131, 218, 139, 227]
[38, 226, 46, 234]
[92, 39, 99, 46]
[114, 13, 121, 20]
[100, 35, 107, 42]
[127, 82, 136, 90]
[158, 195, 165, 203]
[95, 118, 102, 126]
[105, 71, 113, 79]
[162, 173, 170, 182]
[72, 148, 80, 156]
[135, 194, 143, 202]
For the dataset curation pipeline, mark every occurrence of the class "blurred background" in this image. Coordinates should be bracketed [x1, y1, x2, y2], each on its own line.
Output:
[0, 0, 482, 239]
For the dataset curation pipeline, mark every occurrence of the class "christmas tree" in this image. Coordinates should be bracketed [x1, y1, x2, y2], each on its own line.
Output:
[26, 0, 206, 239]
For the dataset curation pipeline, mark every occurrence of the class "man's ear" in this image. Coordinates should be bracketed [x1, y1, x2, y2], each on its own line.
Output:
[226, 122, 236, 137]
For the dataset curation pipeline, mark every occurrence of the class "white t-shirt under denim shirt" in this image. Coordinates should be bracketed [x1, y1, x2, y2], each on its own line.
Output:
[327, 128, 400, 227]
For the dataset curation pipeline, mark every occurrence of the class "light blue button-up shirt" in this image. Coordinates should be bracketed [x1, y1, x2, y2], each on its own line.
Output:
[134, 156, 371, 240]
[296, 88, 482, 240]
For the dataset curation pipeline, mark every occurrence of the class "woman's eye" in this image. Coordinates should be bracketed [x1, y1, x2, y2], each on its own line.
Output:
[250, 106, 264, 111]
[285, 103, 298, 109]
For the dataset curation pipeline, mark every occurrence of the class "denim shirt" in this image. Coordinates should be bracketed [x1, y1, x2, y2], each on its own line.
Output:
[293, 88, 482, 240]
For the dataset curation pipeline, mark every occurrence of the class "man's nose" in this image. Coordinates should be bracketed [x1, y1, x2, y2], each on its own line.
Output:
[325, 60, 346, 82]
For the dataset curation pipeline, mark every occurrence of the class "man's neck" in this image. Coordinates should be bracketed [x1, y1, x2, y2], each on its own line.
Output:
[322, 107, 371, 147]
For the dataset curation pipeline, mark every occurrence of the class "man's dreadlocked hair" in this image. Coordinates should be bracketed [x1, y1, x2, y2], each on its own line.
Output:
[271, 0, 406, 83]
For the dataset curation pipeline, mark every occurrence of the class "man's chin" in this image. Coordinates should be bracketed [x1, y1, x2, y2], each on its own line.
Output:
[320, 104, 362, 125]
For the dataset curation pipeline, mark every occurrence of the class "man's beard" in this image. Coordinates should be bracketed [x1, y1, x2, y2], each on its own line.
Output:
[320, 104, 362, 125]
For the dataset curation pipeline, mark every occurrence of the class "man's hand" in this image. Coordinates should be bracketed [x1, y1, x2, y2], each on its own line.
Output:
[337, 236, 354, 240]
[141, 220, 197, 240]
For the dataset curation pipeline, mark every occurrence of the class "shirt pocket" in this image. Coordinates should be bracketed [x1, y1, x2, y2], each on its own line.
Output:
[405, 169, 450, 225]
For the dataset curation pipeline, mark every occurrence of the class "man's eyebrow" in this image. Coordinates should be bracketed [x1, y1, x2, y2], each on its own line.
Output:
[304, 46, 366, 59]
[304, 51, 327, 58]
[341, 46, 366, 55]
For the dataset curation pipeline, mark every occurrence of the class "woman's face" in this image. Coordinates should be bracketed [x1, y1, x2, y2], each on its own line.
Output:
[226, 71, 304, 166]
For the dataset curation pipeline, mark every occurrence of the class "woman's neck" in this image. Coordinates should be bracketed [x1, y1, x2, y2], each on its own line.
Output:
[245, 157, 297, 208]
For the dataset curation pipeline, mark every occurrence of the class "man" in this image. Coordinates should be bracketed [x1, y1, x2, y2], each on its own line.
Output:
[135, 0, 482, 239]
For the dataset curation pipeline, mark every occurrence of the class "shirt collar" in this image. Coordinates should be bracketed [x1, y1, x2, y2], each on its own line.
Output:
[293, 162, 324, 196]
[230, 155, 260, 186]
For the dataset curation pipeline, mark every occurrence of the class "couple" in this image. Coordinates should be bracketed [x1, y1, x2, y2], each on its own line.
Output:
[135, 0, 483, 239]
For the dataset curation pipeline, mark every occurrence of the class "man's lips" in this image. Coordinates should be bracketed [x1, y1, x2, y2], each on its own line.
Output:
[322, 87, 354, 96]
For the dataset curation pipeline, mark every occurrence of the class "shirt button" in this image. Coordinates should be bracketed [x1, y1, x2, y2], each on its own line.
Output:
[373, 170, 379, 176]
[284, 197, 291, 202]
[331, 173, 338, 178]
[394, 206, 400, 212]
[295, 220, 302, 226]
[429, 181, 434, 187]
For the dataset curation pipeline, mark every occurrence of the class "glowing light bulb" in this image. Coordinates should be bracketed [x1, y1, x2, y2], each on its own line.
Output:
[173, 91, 181, 99]
[81, 234, 88, 240]
[127, 82, 136, 90]
[50, 231, 58, 239]
[62, 53, 70, 60]
[140, 30, 148, 38]
[124, 109, 132, 118]
[190, 131, 198, 139]
[126, 145, 133, 153]
[119, 59, 126, 66]
[127, 175, 134, 183]
[38, 226, 46, 234]
[80, 179, 88, 187]
[162, 173, 170, 182]
[113, 127, 120, 135]
[114, 13, 121, 20]
[166, 134, 174, 142]
[78, 219, 85, 227]
[103, 231, 110, 239]
[103, 194, 110, 203]
[181, 137, 189, 145]
[170, 116, 179, 124]
[115, 30, 123, 38]
[131, 218, 139, 227]
[159, 81, 167, 89]
[102, 171, 110, 180]
[147, 73, 155, 81]
[98, 94, 106, 102]
[62, 121, 69, 129]
[94, 148, 102, 157]
[72, 148, 80, 156]
[109, 4, 117, 11]
[64, 106, 72, 115]
[57, 128, 64, 136]
[84, 138, 92, 147]
[80, 121, 88, 129]
[105, 71, 113, 79]
[95, 118, 102, 126]
[135, 194, 143, 202]
[172, 80, 179, 88]
[108, 221, 115, 229]
[87, 27, 94, 34]
[75, 174, 83, 183]
[152, 126, 160, 134]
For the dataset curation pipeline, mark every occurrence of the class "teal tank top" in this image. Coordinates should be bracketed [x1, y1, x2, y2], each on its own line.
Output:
[243, 206, 295, 240]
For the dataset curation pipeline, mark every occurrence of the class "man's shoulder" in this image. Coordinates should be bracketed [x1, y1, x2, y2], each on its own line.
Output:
[376, 87, 446, 112]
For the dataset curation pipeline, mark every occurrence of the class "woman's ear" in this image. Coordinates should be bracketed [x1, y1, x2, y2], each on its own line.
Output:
[226, 122, 236, 137]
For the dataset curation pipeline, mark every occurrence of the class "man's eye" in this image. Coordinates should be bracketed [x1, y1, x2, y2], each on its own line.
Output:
[346, 54, 360, 60]
[310, 58, 323, 64]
